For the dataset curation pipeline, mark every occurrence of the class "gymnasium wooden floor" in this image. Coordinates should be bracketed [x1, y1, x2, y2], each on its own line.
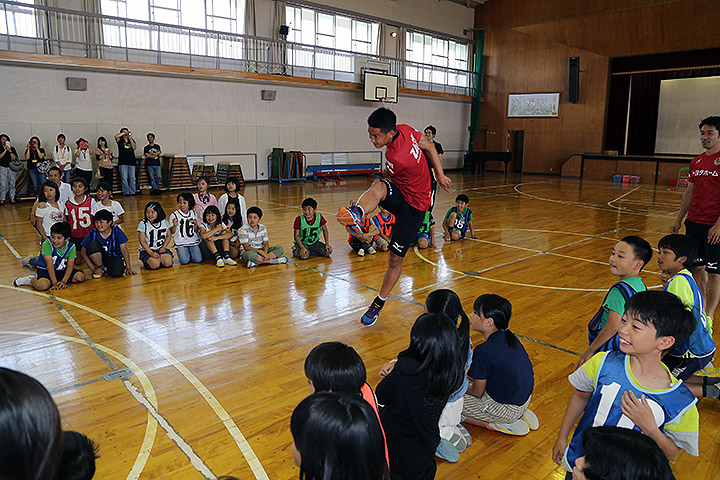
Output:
[1, 172, 719, 480]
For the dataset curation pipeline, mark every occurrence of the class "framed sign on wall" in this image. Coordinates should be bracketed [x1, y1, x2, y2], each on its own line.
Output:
[508, 93, 560, 117]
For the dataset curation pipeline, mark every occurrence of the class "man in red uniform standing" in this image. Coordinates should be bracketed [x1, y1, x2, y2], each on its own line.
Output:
[671, 116, 720, 327]
[338, 108, 451, 326]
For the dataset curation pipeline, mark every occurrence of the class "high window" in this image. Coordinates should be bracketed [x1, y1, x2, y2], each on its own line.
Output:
[0, 0, 37, 37]
[406, 31, 469, 87]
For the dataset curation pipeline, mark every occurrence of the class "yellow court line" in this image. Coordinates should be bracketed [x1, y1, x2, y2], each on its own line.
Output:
[0, 284, 269, 480]
[0, 330, 157, 480]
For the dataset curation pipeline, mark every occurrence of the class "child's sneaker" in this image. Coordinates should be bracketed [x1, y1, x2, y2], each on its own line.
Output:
[367, 245, 376, 255]
[247, 260, 257, 268]
[337, 204, 364, 234]
[223, 257, 237, 266]
[13, 274, 35, 287]
[215, 258, 225, 268]
[361, 300, 383, 326]
[447, 424, 471, 452]
[435, 438, 459, 463]
[270, 256, 289, 264]
[488, 418, 530, 436]
[21, 255, 35, 267]
[357, 248, 365, 257]
[521, 409, 539, 430]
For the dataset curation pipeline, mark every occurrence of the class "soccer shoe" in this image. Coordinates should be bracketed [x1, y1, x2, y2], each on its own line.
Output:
[13, 274, 35, 287]
[357, 248, 365, 257]
[337, 204, 364, 234]
[215, 258, 225, 268]
[223, 257, 237, 266]
[361, 300, 384, 326]
[435, 438, 459, 463]
[488, 418, 530, 436]
[246, 260, 257, 268]
[521, 409, 539, 430]
[367, 245, 377, 255]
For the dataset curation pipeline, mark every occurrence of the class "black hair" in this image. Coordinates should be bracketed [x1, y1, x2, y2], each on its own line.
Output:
[619, 235, 652, 270]
[699, 116, 720, 132]
[224, 177, 240, 192]
[367, 107, 397, 133]
[222, 198, 243, 230]
[0, 367, 63, 480]
[93, 209, 113, 223]
[203, 205, 222, 225]
[57, 133, 66, 141]
[196, 175, 210, 186]
[581, 426, 675, 480]
[120, 127, 129, 133]
[95, 182, 112, 193]
[425, 289, 470, 368]
[658, 234, 697, 271]
[302, 197, 318, 209]
[424, 125, 436, 135]
[398, 313, 464, 397]
[55, 431, 99, 480]
[624, 291, 696, 350]
[0, 133, 10, 142]
[96, 136, 108, 149]
[473, 294, 518, 348]
[47, 166, 61, 175]
[147, 132, 155, 140]
[38, 180, 60, 203]
[70, 177, 89, 192]
[455, 193, 469, 204]
[30, 136, 42, 147]
[304, 342, 366, 395]
[144, 201, 167, 224]
[50, 221, 72, 239]
[247, 206, 263, 219]
[290, 392, 388, 480]
[177, 192, 196, 209]
[75, 138, 88, 148]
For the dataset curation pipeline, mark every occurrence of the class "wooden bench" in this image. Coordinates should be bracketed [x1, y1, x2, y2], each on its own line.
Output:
[306, 163, 382, 181]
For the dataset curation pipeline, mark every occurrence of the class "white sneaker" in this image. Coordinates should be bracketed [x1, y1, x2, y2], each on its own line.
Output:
[488, 418, 530, 436]
[270, 256, 289, 264]
[367, 246, 376, 255]
[215, 258, 224, 268]
[247, 260, 257, 268]
[223, 257, 237, 266]
[521, 409, 539, 430]
[357, 248, 365, 257]
[13, 274, 35, 287]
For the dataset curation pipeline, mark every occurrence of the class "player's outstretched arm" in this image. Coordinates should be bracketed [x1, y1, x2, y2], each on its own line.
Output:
[419, 134, 452, 193]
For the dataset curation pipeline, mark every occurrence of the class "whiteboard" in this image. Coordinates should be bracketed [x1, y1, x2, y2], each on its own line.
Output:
[655, 76, 720, 154]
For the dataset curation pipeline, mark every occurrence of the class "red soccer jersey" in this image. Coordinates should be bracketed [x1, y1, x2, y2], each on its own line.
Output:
[688, 151, 720, 225]
[384, 124, 432, 211]
[65, 195, 95, 239]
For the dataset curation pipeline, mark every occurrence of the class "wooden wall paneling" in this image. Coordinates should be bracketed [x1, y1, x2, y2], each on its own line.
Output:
[616, 160, 657, 183]
[657, 161, 692, 185]
[561, 155, 582, 176]
[583, 158, 617, 180]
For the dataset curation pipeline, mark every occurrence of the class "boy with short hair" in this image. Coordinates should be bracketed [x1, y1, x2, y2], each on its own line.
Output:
[347, 218, 379, 257]
[415, 211, 436, 250]
[238, 206, 287, 268]
[552, 291, 699, 474]
[91, 182, 125, 225]
[46, 166, 73, 205]
[14, 221, 85, 291]
[80, 209, 136, 278]
[656, 234, 716, 396]
[372, 207, 395, 252]
[442, 194, 475, 241]
[577, 236, 652, 366]
[292, 197, 332, 260]
[56, 431, 99, 480]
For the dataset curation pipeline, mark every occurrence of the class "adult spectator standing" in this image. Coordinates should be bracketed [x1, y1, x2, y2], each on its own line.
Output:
[143, 133, 163, 194]
[114, 128, 137, 196]
[0, 134, 19, 204]
[424, 125, 444, 211]
[671, 116, 720, 325]
[25, 136, 47, 197]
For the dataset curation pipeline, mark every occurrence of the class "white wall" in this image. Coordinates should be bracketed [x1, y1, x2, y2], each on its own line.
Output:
[655, 76, 720, 154]
[0, 64, 470, 180]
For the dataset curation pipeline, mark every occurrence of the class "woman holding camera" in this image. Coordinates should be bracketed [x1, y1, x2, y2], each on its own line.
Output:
[74, 138, 96, 187]
[25, 136, 46, 197]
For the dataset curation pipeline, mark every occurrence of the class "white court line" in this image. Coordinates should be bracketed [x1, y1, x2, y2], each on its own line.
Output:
[607, 186, 642, 210]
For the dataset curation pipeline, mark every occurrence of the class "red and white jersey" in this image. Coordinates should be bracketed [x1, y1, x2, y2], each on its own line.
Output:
[64, 195, 94, 238]
[688, 151, 720, 225]
[384, 124, 432, 211]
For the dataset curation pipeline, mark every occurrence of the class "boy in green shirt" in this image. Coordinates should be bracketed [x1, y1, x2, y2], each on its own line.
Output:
[292, 198, 332, 260]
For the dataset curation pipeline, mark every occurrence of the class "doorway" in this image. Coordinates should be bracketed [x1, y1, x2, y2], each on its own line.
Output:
[507, 130, 524, 173]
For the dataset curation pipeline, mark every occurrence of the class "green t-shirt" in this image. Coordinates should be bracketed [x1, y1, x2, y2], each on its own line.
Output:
[599, 276, 647, 329]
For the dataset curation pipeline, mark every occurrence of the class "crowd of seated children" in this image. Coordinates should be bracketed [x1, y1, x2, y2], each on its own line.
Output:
[238, 206, 287, 267]
[553, 291, 699, 477]
[292, 197, 332, 260]
[442, 193, 475, 241]
[578, 236, 652, 366]
[371, 206, 395, 252]
[199, 205, 237, 267]
[137, 201, 174, 270]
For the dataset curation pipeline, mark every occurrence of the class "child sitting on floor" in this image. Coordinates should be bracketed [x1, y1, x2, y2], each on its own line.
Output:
[80, 209, 136, 278]
[292, 197, 332, 260]
[222, 199, 244, 259]
[199, 205, 236, 268]
[238, 206, 287, 267]
[442, 194, 475, 241]
[170, 192, 202, 265]
[347, 217, 379, 257]
[91, 182, 124, 225]
[371, 207, 395, 252]
[137, 201, 174, 270]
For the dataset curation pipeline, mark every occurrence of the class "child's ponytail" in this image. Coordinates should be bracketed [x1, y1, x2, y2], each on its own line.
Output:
[473, 294, 517, 349]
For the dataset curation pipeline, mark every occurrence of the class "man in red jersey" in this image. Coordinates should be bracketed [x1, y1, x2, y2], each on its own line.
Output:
[671, 116, 720, 324]
[338, 108, 451, 326]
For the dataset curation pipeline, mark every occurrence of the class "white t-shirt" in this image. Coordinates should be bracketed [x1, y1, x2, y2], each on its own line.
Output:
[58, 182, 73, 206]
[35, 202, 64, 238]
[53, 145, 73, 171]
[75, 149, 93, 171]
[91, 198, 125, 222]
[170, 209, 200, 247]
[200, 222, 228, 238]
[137, 219, 171, 251]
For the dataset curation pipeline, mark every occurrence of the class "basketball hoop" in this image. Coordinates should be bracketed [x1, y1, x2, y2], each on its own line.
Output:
[379, 96, 396, 105]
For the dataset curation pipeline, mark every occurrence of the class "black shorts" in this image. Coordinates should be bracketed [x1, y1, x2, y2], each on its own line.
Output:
[685, 219, 720, 273]
[662, 354, 712, 381]
[378, 179, 426, 257]
[139, 248, 174, 268]
[84, 240, 126, 277]
[37, 268, 81, 282]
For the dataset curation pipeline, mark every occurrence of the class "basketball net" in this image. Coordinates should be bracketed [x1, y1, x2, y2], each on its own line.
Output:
[380, 96, 396, 106]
